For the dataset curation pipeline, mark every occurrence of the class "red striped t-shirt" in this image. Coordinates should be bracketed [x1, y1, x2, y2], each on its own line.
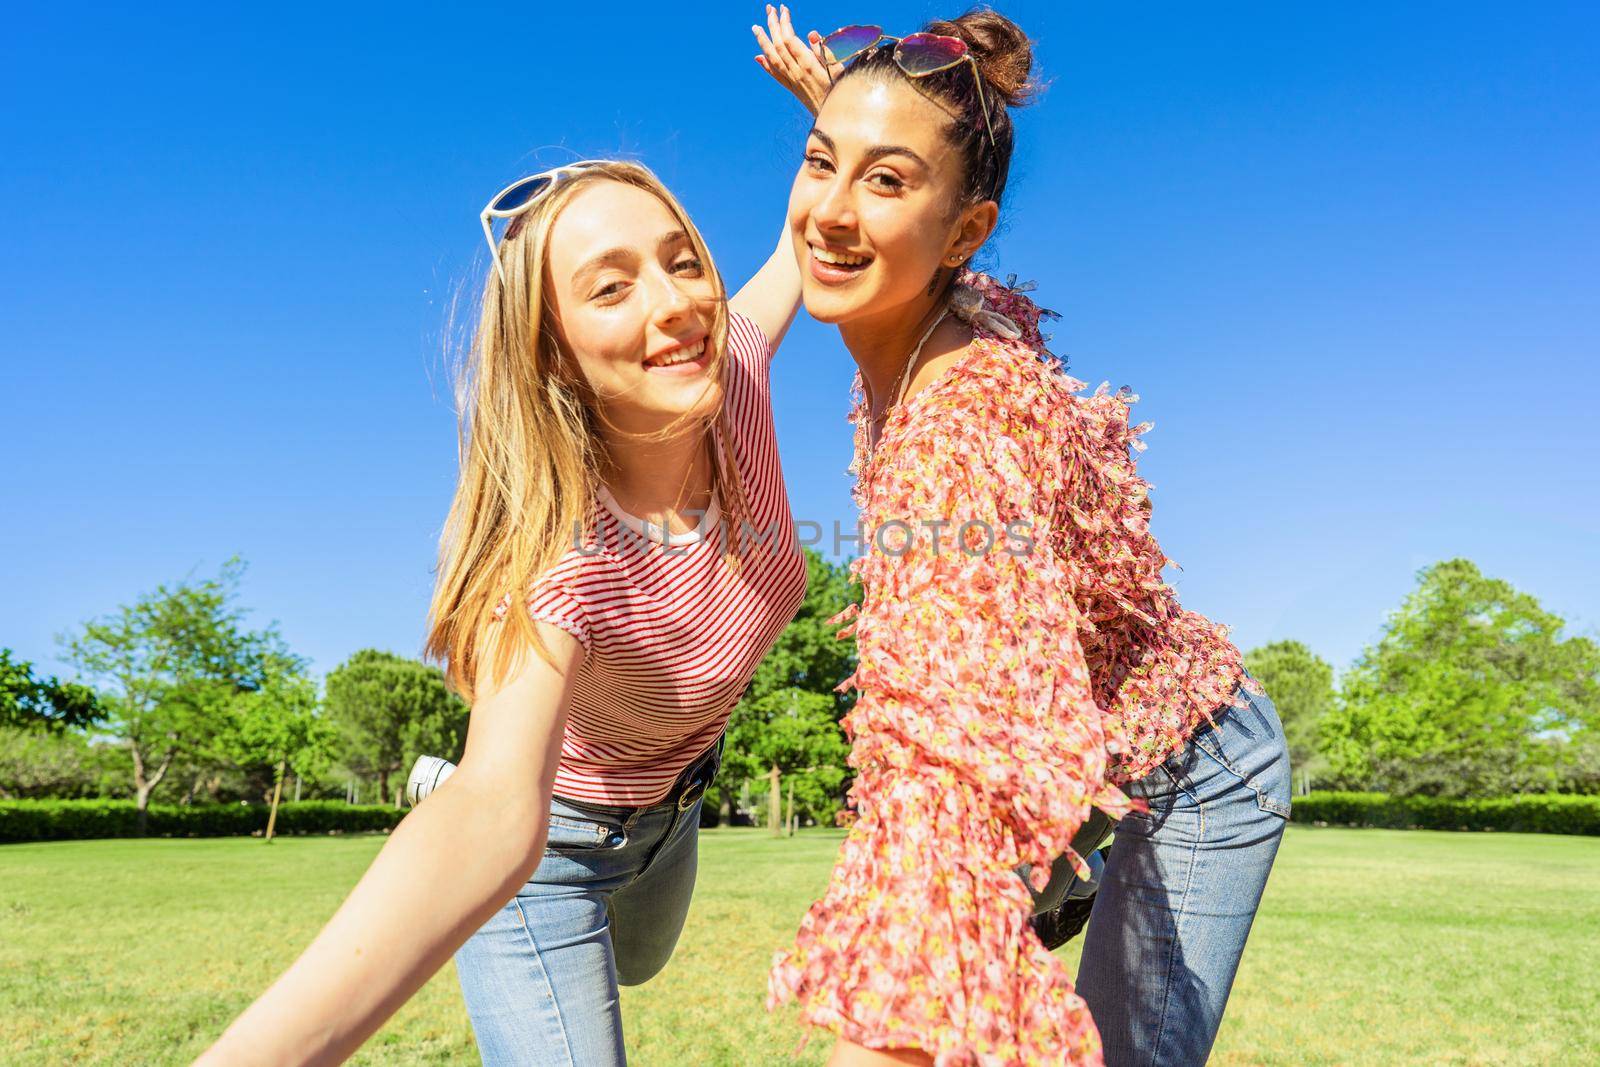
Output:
[517, 313, 807, 806]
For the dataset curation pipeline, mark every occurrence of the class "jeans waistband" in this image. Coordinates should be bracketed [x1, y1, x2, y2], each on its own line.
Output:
[552, 733, 723, 818]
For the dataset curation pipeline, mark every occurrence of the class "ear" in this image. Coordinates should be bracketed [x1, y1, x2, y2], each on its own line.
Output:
[943, 199, 1000, 267]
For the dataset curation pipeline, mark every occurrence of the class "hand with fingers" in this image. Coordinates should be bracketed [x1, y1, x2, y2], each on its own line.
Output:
[750, 3, 840, 116]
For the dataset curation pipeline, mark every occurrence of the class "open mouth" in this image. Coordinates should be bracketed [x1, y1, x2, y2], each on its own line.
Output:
[808, 244, 874, 283]
[642, 336, 709, 372]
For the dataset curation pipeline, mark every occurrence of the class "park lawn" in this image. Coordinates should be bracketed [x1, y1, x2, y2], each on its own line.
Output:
[0, 827, 1596, 1066]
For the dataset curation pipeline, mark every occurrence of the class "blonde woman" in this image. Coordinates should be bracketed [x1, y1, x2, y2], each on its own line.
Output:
[197, 160, 807, 1066]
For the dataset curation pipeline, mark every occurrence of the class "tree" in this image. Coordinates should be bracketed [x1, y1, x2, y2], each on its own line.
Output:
[221, 654, 336, 839]
[0, 648, 100, 731]
[743, 549, 861, 719]
[1320, 559, 1600, 797]
[56, 557, 293, 829]
[1244, 640, 1334, 795]
[727, 688, 850, 833]
[0, 726, 93, 798]
[717, 549, 860, 824]
[324, 650, 468, 806]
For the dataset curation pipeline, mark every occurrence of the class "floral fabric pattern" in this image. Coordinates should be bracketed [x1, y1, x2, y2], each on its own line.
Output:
[768, 271, 1257, 1065]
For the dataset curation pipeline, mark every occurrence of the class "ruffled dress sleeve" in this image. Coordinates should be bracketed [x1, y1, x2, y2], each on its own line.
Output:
[767, 319, 1135, 1065]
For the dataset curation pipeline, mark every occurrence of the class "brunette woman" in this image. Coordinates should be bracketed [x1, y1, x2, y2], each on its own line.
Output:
[753, 8, 1290, 1065]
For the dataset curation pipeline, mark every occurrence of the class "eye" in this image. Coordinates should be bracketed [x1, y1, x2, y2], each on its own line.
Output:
[591, 279, 629, 302]
[866, 170, 904, 192]
[804, 151, 835, 175]
[671, 254, 704, 276]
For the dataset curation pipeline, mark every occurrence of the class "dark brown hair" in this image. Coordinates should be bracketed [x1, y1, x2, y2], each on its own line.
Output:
[837, 7, 1036, 208]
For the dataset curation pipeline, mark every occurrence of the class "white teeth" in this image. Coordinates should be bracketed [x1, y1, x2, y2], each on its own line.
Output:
[812, 247, 870, 267]
[647, 338, 705, 368]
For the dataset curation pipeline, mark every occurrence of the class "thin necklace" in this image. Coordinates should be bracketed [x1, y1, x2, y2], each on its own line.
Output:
[865, 306, 950, 463]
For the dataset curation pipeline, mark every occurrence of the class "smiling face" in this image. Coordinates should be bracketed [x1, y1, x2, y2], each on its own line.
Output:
[788, 74, 997, 325]
[544, 180, 723, 436]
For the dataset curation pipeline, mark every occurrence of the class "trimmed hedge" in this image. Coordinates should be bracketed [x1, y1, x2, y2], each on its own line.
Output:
[0, 799, 405, 843]
[9, 793, 1597, 842]
[1290, 791, 1600, 836]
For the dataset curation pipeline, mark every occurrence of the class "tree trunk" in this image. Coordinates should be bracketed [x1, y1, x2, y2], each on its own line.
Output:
[768, 765, 782, 836]
[131, 747, 177, 836]
[264, 760, 286, 842]
[130, 745, 150, 835]
[134, 783, 152, 835]
[784, 776, 795, 838]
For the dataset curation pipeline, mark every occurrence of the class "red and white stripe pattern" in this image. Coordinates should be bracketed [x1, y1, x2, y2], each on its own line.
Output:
[525, 314, 807, 806]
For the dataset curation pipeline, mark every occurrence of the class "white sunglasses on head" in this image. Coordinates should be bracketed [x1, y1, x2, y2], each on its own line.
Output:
[480, 160, 612, 286]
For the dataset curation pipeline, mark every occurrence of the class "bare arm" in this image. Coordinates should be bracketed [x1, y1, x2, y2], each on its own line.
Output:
[195, 623, 583, 1067]
[729, 224, 801, 356]
[728, 5, 840, 356]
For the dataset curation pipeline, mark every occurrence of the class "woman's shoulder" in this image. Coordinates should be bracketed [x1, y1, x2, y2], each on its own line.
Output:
[950, 272, 1154, 449]
[930, 335, 1082, 454]
[725, 311, 772, 376]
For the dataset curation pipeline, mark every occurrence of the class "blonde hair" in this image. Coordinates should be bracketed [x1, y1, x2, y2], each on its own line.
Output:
[424, 160, 752, 704]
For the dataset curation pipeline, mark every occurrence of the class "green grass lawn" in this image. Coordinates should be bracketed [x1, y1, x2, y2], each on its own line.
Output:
[1, 826, 1596, 1065]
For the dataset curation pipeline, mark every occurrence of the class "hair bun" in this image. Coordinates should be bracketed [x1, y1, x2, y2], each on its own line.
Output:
[927, 7, 1035, 108]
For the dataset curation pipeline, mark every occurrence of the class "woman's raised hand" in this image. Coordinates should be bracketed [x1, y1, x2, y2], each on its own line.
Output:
[751, 4, 839, 116]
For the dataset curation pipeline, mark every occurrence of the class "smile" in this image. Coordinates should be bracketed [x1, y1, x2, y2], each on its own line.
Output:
[811, 245, 871, 267]
[808, 244, 873, 284]
[643, 337, 708, 370]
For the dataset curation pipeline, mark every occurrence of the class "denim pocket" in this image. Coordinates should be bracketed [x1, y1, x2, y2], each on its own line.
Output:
[1189, 685, 1293, 819]
[544, 808, 626, 852]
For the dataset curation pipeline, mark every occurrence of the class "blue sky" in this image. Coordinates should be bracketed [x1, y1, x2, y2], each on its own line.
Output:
[4, 2, 1597, 685]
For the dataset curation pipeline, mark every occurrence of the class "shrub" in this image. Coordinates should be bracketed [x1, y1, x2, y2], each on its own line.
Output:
[1291, 792, 1600, 836]
[0, 799, 405, 843]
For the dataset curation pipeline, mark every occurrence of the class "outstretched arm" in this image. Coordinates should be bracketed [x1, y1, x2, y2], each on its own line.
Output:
[768, 381, 1135, 1065]
[195, 624, 583, 1067]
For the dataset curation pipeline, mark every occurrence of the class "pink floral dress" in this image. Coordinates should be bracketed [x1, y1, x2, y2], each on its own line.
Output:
[767, 271, 1259, 1065]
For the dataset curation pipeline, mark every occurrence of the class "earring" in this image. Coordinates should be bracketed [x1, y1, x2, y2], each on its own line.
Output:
[947, 252, 965, 265]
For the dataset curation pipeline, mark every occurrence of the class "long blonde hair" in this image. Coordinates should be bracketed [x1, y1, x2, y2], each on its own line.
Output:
[424, 160, 751, 704]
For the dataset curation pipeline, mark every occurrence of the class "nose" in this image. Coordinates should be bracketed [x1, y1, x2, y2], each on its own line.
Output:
[643, 263, 695, 330]
[811, 173, 857, 235]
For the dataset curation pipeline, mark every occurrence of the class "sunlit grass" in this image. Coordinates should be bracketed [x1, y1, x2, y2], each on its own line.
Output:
[1, 826, 1595, 1064]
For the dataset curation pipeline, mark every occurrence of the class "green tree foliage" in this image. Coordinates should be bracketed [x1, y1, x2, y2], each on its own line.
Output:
[742, 549, 861, 720]
[323, 650, 468, 806]
[0, 726, 98, 799]
[718, 549, 860, 823]
[220, 654, 337, 837]
[0, 648, 100, 731]
[1321, 559, 1600, 797]
[56, 557, 297, 823]
[1546, 729, 1600, 795]
[727, 688, 850, 829]
[1244, 640, 1335, 794]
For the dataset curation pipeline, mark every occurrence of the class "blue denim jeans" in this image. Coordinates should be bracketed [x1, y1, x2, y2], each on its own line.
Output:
[1035, 674, 1291, 1066]
[452, 742, 720, 1066]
